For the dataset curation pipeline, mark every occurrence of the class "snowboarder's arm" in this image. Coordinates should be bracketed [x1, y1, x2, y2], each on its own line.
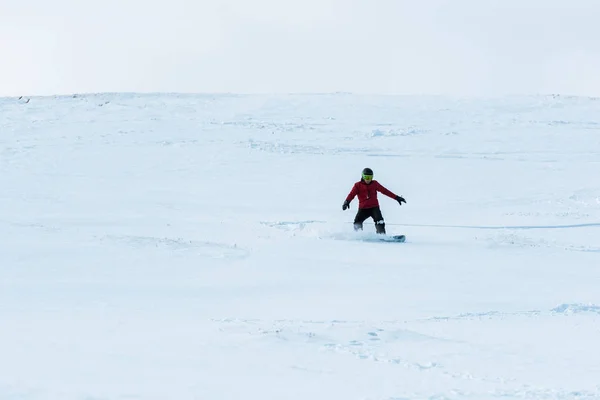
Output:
[345, 183, 358, 202]
[376, 182, 406, 205]
[342, 183, 358, 210]
[375, 182, 397, 199]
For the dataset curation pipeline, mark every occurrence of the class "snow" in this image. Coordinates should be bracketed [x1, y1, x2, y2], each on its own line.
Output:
[1, 93, 600, 399]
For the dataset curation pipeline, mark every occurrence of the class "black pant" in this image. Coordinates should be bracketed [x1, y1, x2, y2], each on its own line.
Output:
[353, 207, 386, 234]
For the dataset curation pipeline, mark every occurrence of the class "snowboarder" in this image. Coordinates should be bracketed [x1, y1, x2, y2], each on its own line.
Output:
[342, 168, 406, 234]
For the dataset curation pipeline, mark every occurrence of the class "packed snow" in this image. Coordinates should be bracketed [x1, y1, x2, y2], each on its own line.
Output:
[1, 93, 600, 399]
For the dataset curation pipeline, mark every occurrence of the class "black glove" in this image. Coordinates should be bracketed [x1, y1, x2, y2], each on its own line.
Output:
[395, 195, 406, 205]
[342, 200, 350, 210]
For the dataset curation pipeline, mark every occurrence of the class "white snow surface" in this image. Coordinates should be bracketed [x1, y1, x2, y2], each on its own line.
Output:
[1, 93, 600, 400]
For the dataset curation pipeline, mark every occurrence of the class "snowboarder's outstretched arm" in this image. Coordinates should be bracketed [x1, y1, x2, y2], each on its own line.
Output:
[376, 182, 406, 205]
[342, 183, 358, 210]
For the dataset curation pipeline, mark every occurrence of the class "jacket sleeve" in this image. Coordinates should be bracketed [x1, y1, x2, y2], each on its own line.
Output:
[375, 182, 398, 199]
[345, 183, 358, 202]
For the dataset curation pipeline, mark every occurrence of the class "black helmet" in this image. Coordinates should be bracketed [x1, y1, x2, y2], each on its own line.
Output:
[362, 168, 373, 178]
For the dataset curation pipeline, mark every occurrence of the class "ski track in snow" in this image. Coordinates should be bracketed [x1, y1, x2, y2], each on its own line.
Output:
[258, 218, 600, 253]
[98, 234, 249, 259]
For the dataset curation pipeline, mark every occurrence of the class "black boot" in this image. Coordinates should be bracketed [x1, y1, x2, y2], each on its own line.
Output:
[354, 223, 363, 231]
[375, 220, 386, 234]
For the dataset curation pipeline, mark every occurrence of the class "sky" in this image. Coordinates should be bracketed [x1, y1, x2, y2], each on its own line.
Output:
[1, 0, 600, 97]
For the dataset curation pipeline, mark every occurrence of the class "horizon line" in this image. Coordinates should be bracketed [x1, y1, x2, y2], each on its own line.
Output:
[2, 91, 597, 101]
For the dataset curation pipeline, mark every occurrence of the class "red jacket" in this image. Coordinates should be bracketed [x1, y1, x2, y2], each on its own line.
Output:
[345, 180, 398, 209]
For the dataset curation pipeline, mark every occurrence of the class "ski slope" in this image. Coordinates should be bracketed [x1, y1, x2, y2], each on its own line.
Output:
[1, 93, 600, 400]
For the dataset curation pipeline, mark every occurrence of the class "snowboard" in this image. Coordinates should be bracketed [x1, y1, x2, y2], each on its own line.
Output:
[362, 234, 406, 243]
[382, 234, 406, 243]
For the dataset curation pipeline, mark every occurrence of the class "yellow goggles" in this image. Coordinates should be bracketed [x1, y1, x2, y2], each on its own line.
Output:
[362, 174, 373, 180]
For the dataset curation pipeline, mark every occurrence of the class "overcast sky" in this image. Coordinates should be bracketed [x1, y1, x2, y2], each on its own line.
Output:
[1, 0, 599, 97]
